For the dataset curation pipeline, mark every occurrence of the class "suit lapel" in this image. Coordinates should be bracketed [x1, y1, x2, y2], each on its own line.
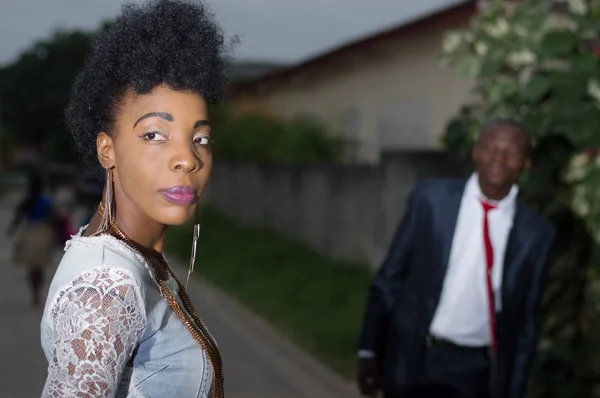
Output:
[501, 202, 534, 307]
[424, 180, 466, 326]
[436, 180, 466, 283]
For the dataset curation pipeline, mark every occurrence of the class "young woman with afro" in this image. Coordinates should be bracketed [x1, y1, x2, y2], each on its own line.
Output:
[40, 1, 232, 397]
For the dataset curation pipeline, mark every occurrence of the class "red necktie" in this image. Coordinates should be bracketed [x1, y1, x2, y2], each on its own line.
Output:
[480, 200, 498, 353]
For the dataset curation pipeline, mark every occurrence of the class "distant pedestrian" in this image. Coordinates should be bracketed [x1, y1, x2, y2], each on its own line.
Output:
[51, 177, 77, 245]
[6, 172, 55, 307]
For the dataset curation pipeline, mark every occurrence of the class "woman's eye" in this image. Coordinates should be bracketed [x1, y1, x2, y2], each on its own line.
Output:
[194, 136, 212, 146]
[142, 131, 166, 142]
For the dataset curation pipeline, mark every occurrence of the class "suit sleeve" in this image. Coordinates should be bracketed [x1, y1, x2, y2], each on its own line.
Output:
[358, 184, 423, 358]
[508, 226, 555, 398]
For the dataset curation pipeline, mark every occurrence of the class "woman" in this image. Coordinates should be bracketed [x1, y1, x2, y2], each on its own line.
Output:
[7, 172, 55, 307]
[40, 1, 230, 397]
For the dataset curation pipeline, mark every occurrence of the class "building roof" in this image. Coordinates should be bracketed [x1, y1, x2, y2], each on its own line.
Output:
[229, 61, 289, 83]
[230, 0, 476, 95]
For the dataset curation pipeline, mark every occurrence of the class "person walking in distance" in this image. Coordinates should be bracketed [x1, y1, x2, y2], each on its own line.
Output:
[357, 120, 555, 398]
[7, 172, 56, 308]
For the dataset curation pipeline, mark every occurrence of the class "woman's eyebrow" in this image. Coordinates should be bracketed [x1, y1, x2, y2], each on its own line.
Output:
[194, 120, 211, 129]
[134, 112, 174, 128]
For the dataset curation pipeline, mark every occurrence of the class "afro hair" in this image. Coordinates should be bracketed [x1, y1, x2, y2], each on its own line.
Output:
[65, 0, 232, 180]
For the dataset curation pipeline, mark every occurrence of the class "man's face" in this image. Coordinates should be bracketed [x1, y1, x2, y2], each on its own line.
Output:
[472, 124, 530, 195]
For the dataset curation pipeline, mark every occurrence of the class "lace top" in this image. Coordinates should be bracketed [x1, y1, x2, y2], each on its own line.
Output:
[43, 267, 146, 397]
[41, 230, 213, 398]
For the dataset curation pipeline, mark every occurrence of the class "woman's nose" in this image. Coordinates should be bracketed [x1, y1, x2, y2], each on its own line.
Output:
[170, 143, 201, 172]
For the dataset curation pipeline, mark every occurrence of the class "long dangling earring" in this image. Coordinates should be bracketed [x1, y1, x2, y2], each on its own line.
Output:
[92, 168, 114, 236]
[185, 207, 201, 291]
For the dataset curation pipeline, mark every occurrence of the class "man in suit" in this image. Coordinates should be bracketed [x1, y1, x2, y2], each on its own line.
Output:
[357, 120, 555, 398]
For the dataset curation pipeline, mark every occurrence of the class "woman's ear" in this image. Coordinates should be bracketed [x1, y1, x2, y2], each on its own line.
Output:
[97, 132, 115, 169]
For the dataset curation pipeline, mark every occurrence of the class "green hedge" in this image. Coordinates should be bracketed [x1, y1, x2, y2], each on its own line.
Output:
[210, 107, 346, 163]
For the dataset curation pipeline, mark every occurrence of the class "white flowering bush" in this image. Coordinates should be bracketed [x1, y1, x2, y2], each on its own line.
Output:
[442, 0, 600, 239]
[564, 151, 600, 236]
[441, 1, 600, 396]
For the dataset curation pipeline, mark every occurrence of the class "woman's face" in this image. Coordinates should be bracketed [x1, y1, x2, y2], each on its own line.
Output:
[98, 84, 212, 227]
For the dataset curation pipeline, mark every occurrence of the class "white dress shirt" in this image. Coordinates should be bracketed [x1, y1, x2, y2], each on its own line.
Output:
[359, 174, 518, 358]
[429, 173, 517, 346]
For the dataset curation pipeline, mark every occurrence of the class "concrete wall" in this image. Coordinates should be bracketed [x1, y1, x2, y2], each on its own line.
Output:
[206, 152, 470, 269]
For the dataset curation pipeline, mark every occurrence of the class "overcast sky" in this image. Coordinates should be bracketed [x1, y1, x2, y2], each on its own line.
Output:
[0, 0, 461, 67]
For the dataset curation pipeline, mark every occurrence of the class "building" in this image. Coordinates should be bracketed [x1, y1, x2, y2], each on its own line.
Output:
[229, 0, 477, 163]
[229, 61, 287, 84]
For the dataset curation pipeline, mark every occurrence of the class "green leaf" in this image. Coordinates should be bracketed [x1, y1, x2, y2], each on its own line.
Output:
[443, 116, 477, 160]
[572, 54, 600, 75]
[551, 72, 589, 102]
[552, 105, 600, 148]
[540, 30, 579, 57]
[479, 57, 503, 77]
[521, 75, 552, 103]
[456, 55, 481, 77]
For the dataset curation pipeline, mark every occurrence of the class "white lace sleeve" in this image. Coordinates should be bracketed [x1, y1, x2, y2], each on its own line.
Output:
[42, 267, 147, 398]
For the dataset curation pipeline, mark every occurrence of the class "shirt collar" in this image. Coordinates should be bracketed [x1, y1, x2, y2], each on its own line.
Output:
[465, 172, 518, 210]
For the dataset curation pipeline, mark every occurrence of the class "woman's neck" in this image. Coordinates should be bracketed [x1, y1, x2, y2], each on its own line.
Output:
[114, 208, 167, 253]
[84, 203, 167, 253]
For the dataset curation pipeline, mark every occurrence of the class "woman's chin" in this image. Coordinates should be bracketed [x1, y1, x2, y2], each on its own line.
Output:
[157, 207, 196, 226]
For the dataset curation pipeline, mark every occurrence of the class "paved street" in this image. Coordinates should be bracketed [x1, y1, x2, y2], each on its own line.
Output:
[0, 191, 360, 397]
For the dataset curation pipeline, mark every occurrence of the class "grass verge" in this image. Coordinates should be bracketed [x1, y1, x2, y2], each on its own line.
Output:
[164, 206, 372, 379]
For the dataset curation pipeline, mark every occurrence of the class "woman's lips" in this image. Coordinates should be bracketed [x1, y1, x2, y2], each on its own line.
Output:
[160, 186, 198, 205]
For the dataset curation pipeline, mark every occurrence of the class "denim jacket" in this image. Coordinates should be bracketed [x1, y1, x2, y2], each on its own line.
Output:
[40, 230, 213, 397]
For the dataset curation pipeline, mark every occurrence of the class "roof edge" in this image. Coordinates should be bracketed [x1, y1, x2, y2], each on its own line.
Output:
[230, 0, 476, 95]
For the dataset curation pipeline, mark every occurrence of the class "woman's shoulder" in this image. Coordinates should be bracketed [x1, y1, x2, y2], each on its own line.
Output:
[42, 230, 157, 332]
[66, 228, 147, 266]
[40, 239, 151, 363]
[50, 229, 155, 295]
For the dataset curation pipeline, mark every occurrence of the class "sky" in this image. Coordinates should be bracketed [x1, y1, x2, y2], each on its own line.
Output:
[0, 0, 462, 67]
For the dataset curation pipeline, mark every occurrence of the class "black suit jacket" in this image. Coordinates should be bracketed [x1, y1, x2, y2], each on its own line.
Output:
[359, 178, 555, 398]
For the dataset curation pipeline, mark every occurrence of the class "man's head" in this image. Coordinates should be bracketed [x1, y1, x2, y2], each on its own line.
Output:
[472, 120, 531, 200]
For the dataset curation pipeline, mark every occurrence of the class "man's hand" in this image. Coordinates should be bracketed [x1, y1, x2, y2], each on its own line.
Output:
[358, 357, 381, 397]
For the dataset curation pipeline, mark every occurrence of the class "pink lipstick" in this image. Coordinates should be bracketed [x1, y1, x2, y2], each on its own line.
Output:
[160, 185, 198, 205]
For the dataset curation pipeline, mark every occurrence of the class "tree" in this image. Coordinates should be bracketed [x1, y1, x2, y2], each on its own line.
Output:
[441, 1, 600, 396]
[0, 29, 92, 163]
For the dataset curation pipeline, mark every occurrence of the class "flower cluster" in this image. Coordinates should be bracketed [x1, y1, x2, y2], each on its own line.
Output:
[564, 150, 600, 242]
